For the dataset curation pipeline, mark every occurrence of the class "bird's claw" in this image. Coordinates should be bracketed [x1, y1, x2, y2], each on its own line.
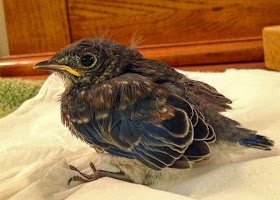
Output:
[68, 162, 104, 185]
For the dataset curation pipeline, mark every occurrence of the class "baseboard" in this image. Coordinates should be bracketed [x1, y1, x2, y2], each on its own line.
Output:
[0, 38, 265, 77]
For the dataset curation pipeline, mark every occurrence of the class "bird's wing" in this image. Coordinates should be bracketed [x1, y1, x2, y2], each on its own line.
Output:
[66, 74, 214, 170]
[130, 59, 232, 112]
[182, 79, 232, 112]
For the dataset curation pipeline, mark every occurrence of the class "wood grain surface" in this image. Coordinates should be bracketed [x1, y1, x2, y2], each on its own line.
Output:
[3, 0, 280, 66]
[0, 53, 52, 77]
[263, 25, 280, 71]
[68, 0, 280, 46]
[139, 39, 264, 66]
[3, 0, 71, 55]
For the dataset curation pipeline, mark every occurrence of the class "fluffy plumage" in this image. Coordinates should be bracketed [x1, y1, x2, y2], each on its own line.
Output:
[34, 38, 274, 185]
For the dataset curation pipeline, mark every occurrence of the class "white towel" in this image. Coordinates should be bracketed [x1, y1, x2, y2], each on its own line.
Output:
[0, 69, 279, 200]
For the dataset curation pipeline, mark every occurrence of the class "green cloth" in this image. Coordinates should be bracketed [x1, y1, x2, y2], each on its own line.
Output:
[0, 78, 43, 118]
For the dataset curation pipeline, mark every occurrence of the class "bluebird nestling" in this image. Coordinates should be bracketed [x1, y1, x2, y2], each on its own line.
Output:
[34, 38, 274, 185]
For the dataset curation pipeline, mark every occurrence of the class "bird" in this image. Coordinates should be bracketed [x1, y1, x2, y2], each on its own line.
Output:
[34, 38, 274, 185]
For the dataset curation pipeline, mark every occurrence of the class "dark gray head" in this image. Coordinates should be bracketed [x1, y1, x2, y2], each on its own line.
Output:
[34, 38, 143, 87]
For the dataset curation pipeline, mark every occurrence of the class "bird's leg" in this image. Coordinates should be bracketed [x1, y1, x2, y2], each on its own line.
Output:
[68, 175, 93, 184]
[69, 163, 97, 180]
[68, 162, 132, 185]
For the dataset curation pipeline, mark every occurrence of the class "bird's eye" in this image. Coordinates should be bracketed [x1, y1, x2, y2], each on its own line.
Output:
[81, 55, 96, 67]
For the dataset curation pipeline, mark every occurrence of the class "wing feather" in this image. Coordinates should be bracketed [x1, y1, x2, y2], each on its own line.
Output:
[65, 74, 216, 170]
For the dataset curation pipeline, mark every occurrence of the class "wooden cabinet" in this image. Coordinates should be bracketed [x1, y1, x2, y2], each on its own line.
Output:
[1, 0, 280, 77]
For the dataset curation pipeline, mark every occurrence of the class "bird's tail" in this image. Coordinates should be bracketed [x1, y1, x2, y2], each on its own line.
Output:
[238, 130, 274, 150]
[210, 113, 274, 150]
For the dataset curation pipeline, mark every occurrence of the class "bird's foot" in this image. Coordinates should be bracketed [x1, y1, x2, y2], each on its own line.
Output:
[68, 162, 102, 185]
[68, 162, 132, 185]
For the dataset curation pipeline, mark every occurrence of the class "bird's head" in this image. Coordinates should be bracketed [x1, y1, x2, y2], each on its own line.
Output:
[34, 38, 143, 88]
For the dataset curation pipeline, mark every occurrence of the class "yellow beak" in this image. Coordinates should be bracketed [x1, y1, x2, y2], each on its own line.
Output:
[33, 60, 81, 77]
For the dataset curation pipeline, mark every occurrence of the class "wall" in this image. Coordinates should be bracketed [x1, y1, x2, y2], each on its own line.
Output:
[0, 0, 9, 56]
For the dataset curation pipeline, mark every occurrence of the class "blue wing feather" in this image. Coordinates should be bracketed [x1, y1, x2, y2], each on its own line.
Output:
[69, 90, 198, 170]
[63, 75, 217, 170]
[72, 122, 110, 149]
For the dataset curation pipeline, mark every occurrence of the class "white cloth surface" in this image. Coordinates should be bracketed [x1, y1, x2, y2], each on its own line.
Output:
[0, 69, 279, 200]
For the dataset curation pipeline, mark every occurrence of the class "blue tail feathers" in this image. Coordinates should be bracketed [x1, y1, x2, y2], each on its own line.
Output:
[240, 134, 274, 150]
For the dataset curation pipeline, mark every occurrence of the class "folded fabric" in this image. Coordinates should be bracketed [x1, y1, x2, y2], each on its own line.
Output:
[0, 69, 279, 200]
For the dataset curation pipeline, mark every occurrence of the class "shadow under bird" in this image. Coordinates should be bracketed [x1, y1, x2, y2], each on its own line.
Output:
[34, 38, 274, 185]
